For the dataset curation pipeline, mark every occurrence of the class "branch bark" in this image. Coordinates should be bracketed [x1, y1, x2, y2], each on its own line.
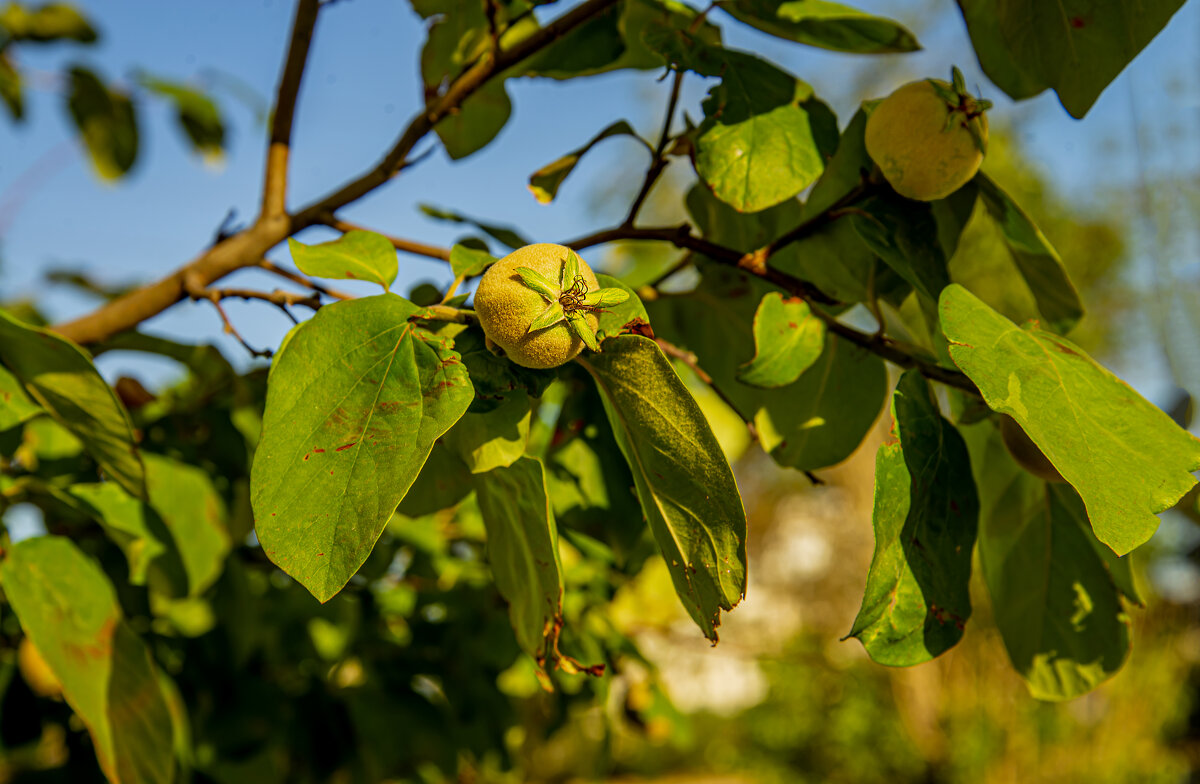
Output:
[263, 0, 321, 218]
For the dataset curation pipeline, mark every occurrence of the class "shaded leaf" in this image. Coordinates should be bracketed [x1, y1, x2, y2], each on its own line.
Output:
[419, 204, 530, 250]
[0, 308, 144, 498]
[966, 422, 1132, 700]
[528, 120, 647, 203]
[288, 230, 398, 291]
[650, 32, 826, 212]
[137, 73, 225, 157]
[252, 295, 474, 601]
[435, 79, 512, 160]
[594, 273, 649, 340]
[737, 292, 824, 388]
[975, 172, 1083, 334]
[0, 2, 96, 43]
[442, 392, 531, 474]
[454, 326, 557, 413]
[957, 0, 1186, 117]
[723, 0, 920, 53]
[0, 537, 174, 784]
[0, 53, 22, 120]
[578, 335, 746, 640]
[66, 66, 138, 180]
[474, 456, 563, 663]
[940, 284, 1200, 555]
[850, 371, 979, 665]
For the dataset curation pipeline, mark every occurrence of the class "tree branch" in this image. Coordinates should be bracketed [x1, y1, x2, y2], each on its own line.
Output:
[322, 215, 452, 261]
[622, 68, 684, 227]
[263, 0, 322, 218]
[257, 259, 353, 300]
[51, 0, 617, 346]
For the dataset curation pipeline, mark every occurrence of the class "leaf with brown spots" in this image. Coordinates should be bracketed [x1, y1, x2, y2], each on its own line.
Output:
[252, 294, 473, 602]
[1, 536, 176, 784]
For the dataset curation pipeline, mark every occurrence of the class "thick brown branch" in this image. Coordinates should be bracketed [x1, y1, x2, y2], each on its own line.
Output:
[322, 215, 451, 261]
[263, 0, 321, 217]
[52, 0, 615, 346]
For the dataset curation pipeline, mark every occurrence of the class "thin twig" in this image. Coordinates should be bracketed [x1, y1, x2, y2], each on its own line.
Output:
[322, 215, 452, 261]
[206, 287, 322, 310]
[623, 68, 684, 227]
[645, 252, 694, 290]
[263, 0, 321, 218]
[186, 285, 274, 359]
[258, 259, 353, 300]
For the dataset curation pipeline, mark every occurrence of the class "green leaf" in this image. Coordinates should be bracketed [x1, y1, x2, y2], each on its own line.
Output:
[442, 392, 531, 474]
[454, 326, 557, 413]
[252, 294, 474, 601]
[67, 482, 186, 593]
[66, 66, 138, 180]
[957, 0, 1186, 118]
[966, 423, 1132, 700]
[736, 292, 825, 388]
[514, 266, 560, 301]
[940, 284, 1200, 555]
[288, 230, 398, 291]
[448, 243, 496, 278]
[582, 288, 631, 309]
[528, 301, 566, 332]
[650, 33, 827, 212]
[975, 172, 1083, 334]
[852, 196, 950, 308]
[849, 371, 979, 665]
[593, 273, 649, 340]
[0, 537, 175, 784]
[578, 335, 746, 640]
[528, 121, 647, 204]
[0, 53, 22, 120]
[0, 3, 97, 43]
[418, 204, 530, 250]
[473, 456, 564, 663]
[566, 310, 599, 352]
[648, 263, 888, 471]
[722, 0, 920, 53]
[434, 79, 512, 160]
[0, 364, 41, 431]
[136, 73, 225, 158]
[561, 248, 580, 290]
[0, 309, 145, 498]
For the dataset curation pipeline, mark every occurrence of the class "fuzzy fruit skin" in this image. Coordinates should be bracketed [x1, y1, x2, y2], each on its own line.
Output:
[865, 79, 987, 202]
[474, 243, 599, 369]
[999, 415, 1066, 484]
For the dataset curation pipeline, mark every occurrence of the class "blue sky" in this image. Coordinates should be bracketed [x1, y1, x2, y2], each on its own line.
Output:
[1, 0, 1198, 392]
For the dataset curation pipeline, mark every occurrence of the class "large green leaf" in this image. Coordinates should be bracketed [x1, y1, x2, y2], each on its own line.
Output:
[0, 537, 175, 784]
[940, 284, 1200, 555]
[0, 309, 144, 498]
[0, 364, 41, 431]
[66, 66, 139, 180]
[649, 262, 887, 471]
[966, 423, 1132, 700]
[474, 456, 564, 664]
[252, 295, 474, 602]
[737, 291, 825, 388]
[722, 0, 919, 53]
[650, 33, 826, 212]
[957, 0, 1186, 118]
[578, 335, 746, 640]
[528, 120, 647, 204]
[434, 79, 513, 160]
[850, 371, 979, 665]
[975, 172, 1083, 334]
[288, 230, 398, 291]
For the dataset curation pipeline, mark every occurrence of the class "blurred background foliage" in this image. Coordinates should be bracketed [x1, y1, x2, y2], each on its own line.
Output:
[3, 0, 1200, 782]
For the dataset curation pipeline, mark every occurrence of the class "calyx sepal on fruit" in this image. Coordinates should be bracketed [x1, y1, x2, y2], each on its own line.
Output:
[513, 248, 629, 350]
[930, 66, 991, 154]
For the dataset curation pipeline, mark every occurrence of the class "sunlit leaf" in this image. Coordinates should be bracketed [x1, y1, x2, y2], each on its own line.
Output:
[0, 3, 96, 43]
[723, 0, 920, 53]
[0, 364, 40, 431]
[850, 371, 979, 665]
[940, 284, 1200, 555]
[288, 230, 398, 291]
[252, 295, 473, 601]
[448, 243, 496, 278]
[737, 291, 825, 388]
[137, 73, 225, 157]
[578, 335, 746, 640]
[442, 392, 531, 473]
[528, 120, 647, 204]
[1, 537, 175, 784]
[0, 309, 145, 498]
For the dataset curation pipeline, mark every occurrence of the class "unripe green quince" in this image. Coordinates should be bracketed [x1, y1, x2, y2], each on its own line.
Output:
[474, 243, 601, 369]
[865, 68, 990, 202]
